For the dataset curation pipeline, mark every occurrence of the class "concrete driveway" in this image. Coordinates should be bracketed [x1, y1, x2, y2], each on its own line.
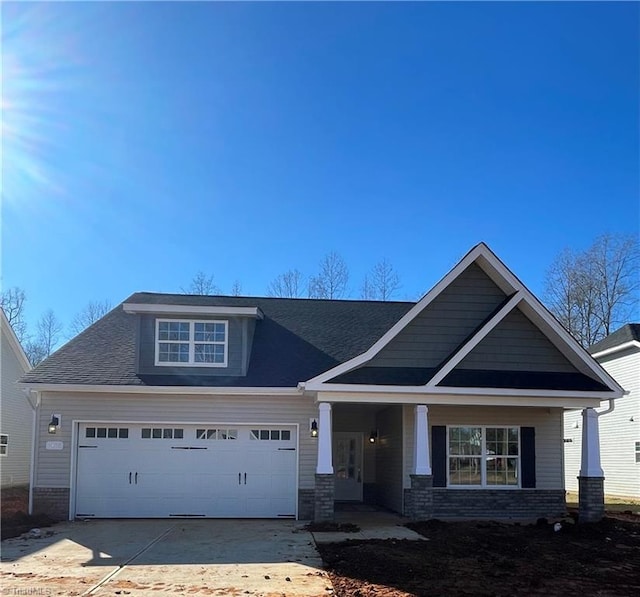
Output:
[0, 519, 332, 596]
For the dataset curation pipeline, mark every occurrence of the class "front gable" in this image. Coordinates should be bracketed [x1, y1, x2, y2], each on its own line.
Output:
[305, 243, 623, 400]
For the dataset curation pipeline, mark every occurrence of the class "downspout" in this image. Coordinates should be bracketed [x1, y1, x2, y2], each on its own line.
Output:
[24, 388, 40, 515]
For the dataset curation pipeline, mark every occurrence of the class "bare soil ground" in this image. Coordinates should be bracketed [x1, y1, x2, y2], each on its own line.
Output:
[1, 487, 54, 540]
[317, 512, 640, 597]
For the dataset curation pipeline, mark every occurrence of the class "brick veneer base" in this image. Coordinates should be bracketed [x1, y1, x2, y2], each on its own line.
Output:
[32, 487, 70, 521]
[298, 489, 315, 520]
[578, 476, 605, 523]
[404, 475, 434, 520]
[314, 474, 334, 522]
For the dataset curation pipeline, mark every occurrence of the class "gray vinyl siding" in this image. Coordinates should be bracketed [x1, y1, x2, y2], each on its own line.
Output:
[33, 392, 318, 491]
[403, 405, 564, 490]
[369, 263, 507, 369]
[1, 328, 32, 487]
[564, 347, 640, 498]
[375, 405, 404, 512]
[137, 315, 254, 377]
[457, 308, 579, 373]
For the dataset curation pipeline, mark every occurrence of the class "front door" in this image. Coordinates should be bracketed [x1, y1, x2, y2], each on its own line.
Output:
[333, 432, 363, 501]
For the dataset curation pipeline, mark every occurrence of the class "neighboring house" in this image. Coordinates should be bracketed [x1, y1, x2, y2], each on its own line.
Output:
[564, 324, 640, 499]
[20, 243, 623, 523]
[1, 309, 33, 489]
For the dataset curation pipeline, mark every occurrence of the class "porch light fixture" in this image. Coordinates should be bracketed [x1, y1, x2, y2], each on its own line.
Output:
[310, 419, 318, 438]
[48, 414, 61, 434]
[574, 421, 579, 429]
[369, 430, 378, 444]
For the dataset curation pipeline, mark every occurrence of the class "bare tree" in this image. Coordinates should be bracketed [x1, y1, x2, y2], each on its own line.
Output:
[360, 274, 377, 300]
[369, 259, 401, 301]
[69, 300, 112, 335]
[268, 269, 304, 298]
[24, 309, 63, 365]
[544, 233, 639, 347]
[231, 280, 243, 296]
[24, 339, 48, 367]
[181, 271, 220, 295]
[308, 252, 349, 299]
[1, 286, 27, 341]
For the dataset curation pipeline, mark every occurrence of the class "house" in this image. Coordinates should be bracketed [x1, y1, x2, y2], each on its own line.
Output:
[564, 324, 640, 499]
[1, 309, 33, 500]
[19, 243, 623, 523]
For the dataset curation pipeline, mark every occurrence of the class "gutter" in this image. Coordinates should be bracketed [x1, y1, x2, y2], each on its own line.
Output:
[23, 389, 40, 515]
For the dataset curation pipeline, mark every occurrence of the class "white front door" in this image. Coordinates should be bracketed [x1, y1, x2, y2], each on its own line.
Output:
[333, 432, 363, 501]
[75, 423, 297, 518]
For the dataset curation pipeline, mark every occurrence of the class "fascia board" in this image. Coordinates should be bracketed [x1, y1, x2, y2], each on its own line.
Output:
[305, 244, 494, 385]
[18, 383, 301, 396]
[309, 382, 621, 399]
[426, 291, 524, 387]
[122, 303, 264, 319]
[315, 390, 604, 409]
[592, 341, 640, 360]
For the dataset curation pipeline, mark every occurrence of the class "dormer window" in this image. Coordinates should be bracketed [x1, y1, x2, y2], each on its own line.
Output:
[155, 319, 228, 367]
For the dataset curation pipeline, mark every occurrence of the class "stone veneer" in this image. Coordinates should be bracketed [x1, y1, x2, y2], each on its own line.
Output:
[32, 487, 70, 521]
[404, 475, 434, 520]
[578, 476, 605, 523]
[298, 488, 315, 520]
[314, 474, 334, 521]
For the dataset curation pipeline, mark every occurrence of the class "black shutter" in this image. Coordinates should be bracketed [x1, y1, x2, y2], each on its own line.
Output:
[431, 425, 447, 487]
[521, 427, 536, 488]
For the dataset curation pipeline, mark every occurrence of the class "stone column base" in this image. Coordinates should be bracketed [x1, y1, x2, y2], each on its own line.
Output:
[404, 475, 433, 520]
[578, 476, 605, 523]
[314, 474, 334, 522]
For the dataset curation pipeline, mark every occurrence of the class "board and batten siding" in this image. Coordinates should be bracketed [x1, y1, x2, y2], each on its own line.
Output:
[34, 392, 319, 491]
[375, 405, 404, 512]
[564, 347, 640, 498]
[1, 326, 32, 487]
[403, 405, 565, 490]
[369, 264, 507, 369]
[457, 308, 579, 373]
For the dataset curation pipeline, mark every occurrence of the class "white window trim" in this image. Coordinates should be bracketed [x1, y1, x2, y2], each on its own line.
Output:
[446, 425, 521, 489]
[154, 319, 229, 367]
[0, 433, 8, 456]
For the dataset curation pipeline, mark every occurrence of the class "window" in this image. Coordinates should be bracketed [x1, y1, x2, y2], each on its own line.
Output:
[448, 426, 519, 487]
[141, 427, 184, 439]
[155, 319, 228, 367]
[636, 442, 640, 464]
[0, 434, 7, 456]
[86, 427, 129, 439]
[250, 429, 292, 441]
[196, 428, 237, 440]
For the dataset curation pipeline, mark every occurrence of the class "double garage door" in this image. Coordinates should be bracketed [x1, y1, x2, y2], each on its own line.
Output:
[75, 423, 297, 518]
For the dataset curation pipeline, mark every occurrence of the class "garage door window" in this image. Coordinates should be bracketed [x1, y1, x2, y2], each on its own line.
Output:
[196, 428, 237, 440]
[86, 427, 129, 439]
[250, 429, 291, 441]
[141, 428, 184, 439]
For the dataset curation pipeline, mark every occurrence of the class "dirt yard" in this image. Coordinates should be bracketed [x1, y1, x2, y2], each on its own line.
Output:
[318, 512, 640, 597]
[1, 487, 54, 540]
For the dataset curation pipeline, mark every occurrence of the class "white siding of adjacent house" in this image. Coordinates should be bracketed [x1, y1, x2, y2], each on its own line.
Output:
[564, 347, 640, 498]
[1, 319, 32, 487]
[403, 405, 565, 490]
[33, 392, 319, 493]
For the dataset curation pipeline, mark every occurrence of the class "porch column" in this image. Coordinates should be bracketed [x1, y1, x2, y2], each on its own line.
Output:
[314, 402, 334, 521]
[578, 407, 605, 523]
[414, 405, 432, 475]
[406, 404, 434, 520]
[316, 402, 333, 474]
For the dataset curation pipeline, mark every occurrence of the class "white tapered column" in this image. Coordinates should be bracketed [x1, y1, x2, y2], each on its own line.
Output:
[414, 405, 432, 475]
[316, 402, 333, 474]
[579, 407, 603, 477]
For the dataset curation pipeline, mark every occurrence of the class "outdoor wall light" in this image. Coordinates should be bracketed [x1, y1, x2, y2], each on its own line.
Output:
[573, 421, 580, 429]
[369, 430, 378, 444]
[48, 414, 61, 434]
[310, 419, 318, 438]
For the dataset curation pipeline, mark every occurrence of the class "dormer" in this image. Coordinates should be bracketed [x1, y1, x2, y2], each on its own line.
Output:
[123, 302, 263, 378]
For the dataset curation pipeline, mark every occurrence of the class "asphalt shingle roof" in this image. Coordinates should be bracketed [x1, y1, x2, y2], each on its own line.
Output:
[588, 323, 640, 355]
[21, 293, 414, 387]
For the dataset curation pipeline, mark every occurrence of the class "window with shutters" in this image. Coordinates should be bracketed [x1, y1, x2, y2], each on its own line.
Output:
[448, 426, 520, 488]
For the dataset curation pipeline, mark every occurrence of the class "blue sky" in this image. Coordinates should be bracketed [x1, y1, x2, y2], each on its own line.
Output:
[1, 1, 638, 341]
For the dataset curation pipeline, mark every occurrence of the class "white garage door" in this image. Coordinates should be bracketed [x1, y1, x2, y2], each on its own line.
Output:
[75, 423, 297, 518]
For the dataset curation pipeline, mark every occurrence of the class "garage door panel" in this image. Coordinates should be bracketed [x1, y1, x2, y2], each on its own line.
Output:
[75, 423, 297, 519]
